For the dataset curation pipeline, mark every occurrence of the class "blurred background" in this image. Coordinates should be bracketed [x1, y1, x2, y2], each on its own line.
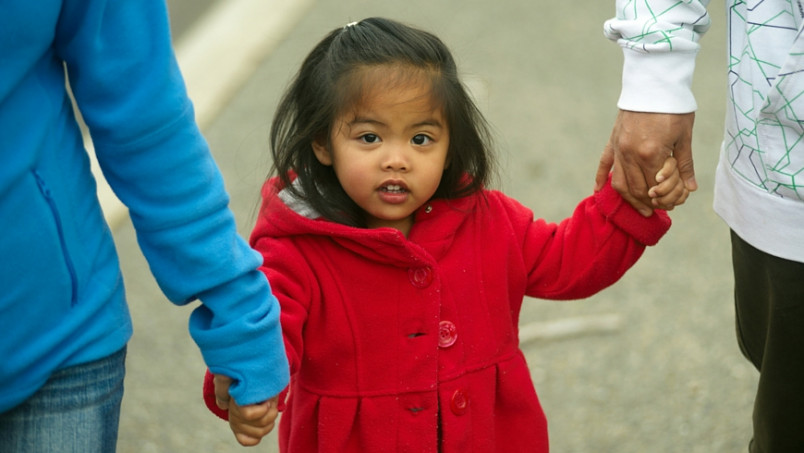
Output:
[114, 1, 753, 452]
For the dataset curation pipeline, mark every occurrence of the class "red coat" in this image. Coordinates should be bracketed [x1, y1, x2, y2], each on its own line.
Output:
[204, 177, 670, 452]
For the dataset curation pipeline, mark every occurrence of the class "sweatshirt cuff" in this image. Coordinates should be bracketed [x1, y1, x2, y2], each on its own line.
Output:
[594, 178, 671, 246]
[190, 280, 290, 406]
[618, 49, 699, 114]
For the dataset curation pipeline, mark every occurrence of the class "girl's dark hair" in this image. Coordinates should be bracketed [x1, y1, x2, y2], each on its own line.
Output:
[270, 17, 494, 227]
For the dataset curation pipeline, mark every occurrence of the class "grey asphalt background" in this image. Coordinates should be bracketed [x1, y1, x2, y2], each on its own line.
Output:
[116, 1, 755, 452]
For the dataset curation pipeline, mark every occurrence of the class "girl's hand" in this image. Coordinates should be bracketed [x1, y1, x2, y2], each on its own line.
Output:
[648, 156, 690, 210]
[227, 397, 279, 446]
[213, 374, 280, 446]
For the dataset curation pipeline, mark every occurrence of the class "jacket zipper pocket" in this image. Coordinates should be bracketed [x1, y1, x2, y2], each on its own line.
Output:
[33, 170, 79, 306]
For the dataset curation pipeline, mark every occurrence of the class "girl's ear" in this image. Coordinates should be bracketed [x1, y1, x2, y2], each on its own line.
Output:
[312, 137, 333, 166]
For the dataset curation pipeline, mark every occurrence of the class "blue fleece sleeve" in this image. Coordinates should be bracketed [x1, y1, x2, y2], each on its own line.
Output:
[53, 0, 289, 404]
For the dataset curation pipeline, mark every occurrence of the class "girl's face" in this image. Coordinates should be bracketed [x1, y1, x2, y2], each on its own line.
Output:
[313, 74, 449, 236]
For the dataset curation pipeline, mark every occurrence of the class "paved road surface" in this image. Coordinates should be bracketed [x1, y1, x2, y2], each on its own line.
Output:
[116, 2, 755, 452]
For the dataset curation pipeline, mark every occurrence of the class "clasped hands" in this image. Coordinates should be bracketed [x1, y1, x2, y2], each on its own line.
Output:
[213, 374, 280, 447]
[596, 109, 697, 216]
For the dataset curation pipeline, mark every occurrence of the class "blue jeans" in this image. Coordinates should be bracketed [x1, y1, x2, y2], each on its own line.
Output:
[0, 347, 126, 453]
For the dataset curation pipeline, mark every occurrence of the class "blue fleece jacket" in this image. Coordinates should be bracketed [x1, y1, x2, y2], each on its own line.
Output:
[0, 0, 289, 412]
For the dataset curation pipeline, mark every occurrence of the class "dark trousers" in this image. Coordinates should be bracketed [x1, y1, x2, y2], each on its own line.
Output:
[731, 231, 804, 453]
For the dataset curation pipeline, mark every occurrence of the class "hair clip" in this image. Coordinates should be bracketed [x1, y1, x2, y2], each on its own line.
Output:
[344, 21, 359, 29]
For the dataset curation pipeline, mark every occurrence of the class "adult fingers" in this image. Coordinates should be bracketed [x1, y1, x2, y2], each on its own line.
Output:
[610, 162, 654, 217]
[595, 144, 615, 192]
[673, 131, 697, 192]
[213, 374, 233, 410]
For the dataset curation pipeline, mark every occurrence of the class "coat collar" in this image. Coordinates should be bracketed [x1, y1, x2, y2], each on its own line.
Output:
[253, 176, 481, 265]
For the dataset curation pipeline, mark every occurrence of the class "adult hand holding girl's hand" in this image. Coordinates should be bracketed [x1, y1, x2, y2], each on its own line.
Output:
[596, 110, 697, 216]
[213, 374, 279, 446]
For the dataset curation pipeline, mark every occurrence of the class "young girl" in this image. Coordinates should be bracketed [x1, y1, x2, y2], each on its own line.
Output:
[204, 17, 686, 452]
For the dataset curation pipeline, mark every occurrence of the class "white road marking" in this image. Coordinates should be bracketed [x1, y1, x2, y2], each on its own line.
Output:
[518, 313, 623, 343]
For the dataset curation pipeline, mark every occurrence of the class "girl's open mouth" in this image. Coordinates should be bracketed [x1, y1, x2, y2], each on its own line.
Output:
[381, 184, 406, 194]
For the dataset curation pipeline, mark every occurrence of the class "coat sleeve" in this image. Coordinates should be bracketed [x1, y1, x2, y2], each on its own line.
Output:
[252, 236, 315, 384]
[604, 0, 711, 113]
[55, 0, 288, 405]
[510, 178, 671, 300]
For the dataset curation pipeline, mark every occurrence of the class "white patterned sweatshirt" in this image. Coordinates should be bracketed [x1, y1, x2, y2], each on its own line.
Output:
[606, 0, 804, 262]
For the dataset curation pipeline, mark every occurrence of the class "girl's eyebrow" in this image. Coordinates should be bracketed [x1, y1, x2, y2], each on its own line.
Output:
[349, 116, 383, 126]
[412, 119, 444, 129]
[348, 117, 444, 129]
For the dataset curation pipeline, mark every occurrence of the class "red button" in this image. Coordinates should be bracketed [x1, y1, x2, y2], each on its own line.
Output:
[450, 390, 468, 415]
[438, 320, 457, 348]
[408, 267, 433, 288]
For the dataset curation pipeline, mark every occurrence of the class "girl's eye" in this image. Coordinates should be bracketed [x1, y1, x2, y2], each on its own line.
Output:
[412, 134, 432, 145]
[359, 134, 379, 144]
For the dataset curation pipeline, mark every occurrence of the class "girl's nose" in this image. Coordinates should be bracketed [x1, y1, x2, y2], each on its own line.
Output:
[382, 144, 409, 171]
